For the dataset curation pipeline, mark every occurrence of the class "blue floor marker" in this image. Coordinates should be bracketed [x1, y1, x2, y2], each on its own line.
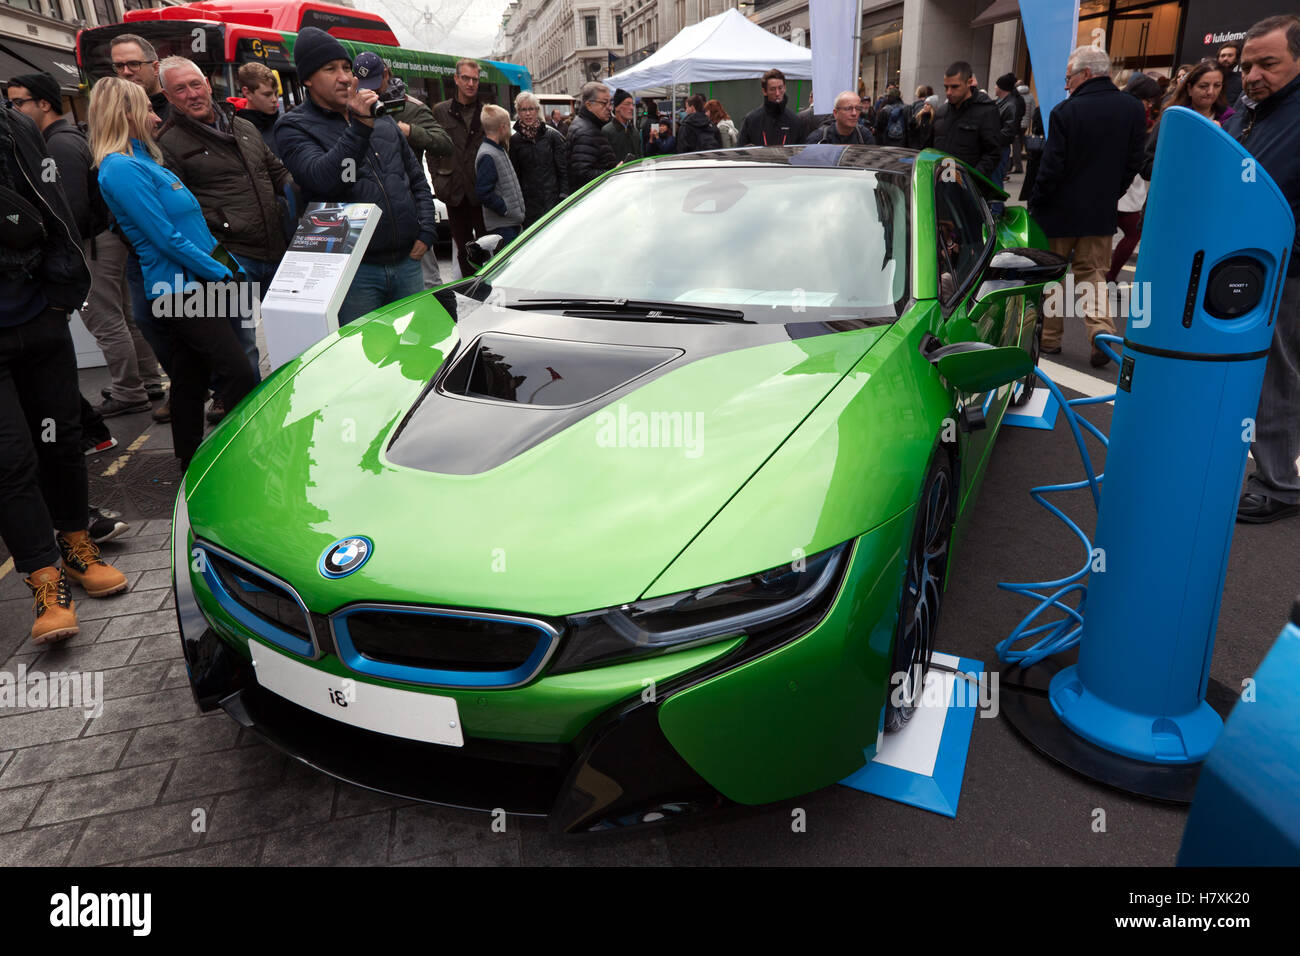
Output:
[840, 652, 985, 818]
[1004, 386, 1060, 430]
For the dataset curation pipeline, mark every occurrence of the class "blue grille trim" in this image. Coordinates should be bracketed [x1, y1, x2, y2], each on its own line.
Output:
[331, 606, 558, 689]
[196, 545, 317, 659]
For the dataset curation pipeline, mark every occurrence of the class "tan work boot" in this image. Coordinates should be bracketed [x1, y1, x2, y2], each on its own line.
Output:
[57, 530, 129, 598]
[25, 566, 79, 644]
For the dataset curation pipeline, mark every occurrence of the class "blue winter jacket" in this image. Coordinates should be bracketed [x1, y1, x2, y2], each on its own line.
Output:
[98, 140, 231, 297]
[274, 96, 436, 261]
[1225, 73, 1300, 276]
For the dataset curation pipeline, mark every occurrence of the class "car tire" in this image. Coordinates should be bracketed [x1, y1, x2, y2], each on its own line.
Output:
[1011, 303, 1042, 407]
[884, 454, 955, 733]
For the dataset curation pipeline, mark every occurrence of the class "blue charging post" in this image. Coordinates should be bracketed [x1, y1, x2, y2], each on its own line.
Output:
[1000, 108, 1295, 800]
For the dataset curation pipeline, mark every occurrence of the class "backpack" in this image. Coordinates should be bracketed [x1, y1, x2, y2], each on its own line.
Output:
[49, 121, 110, 237]
[886, 105, 907, 143]
[698, 122, 723, 150]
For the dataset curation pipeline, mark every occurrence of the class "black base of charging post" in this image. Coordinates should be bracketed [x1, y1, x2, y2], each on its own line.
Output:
[999, 652, 1237, 804]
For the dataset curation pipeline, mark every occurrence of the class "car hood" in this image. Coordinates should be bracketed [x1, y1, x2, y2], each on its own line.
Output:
[190, 293, 891, 616]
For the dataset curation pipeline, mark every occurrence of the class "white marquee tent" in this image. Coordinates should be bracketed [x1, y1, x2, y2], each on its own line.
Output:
[604, 8, 813, 92]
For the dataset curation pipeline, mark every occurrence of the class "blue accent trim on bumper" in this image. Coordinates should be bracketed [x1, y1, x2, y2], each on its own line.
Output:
[332, 607, 555, 689]
[197, 547, 316, 659]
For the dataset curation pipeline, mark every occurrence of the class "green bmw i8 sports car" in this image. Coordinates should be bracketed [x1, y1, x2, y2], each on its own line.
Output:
[173, 145, 1065, 832]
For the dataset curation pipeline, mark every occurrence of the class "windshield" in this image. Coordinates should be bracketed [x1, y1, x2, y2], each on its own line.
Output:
[478, 164, 910, 322]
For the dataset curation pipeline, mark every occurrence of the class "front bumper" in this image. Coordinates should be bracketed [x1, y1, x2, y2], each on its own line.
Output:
[173, 496, 907, 832]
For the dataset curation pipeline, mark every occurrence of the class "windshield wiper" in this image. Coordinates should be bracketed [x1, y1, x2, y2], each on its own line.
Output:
[510, 297, 748, 323]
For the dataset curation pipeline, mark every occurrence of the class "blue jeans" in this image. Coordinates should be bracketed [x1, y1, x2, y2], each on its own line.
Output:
[992, 146, 1011, 184]
[491, 225, 521, 243]
[339, 258, 424, 325]
[231, 256, 274, 374]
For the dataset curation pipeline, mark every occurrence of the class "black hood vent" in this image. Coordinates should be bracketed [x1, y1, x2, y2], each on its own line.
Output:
[441, 333, 679, 407]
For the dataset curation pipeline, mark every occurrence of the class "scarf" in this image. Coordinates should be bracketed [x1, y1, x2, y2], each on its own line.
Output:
[517, 115, 543, 141]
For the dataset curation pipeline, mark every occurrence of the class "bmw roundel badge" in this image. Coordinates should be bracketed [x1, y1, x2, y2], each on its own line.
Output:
[320, 536, 373, 578]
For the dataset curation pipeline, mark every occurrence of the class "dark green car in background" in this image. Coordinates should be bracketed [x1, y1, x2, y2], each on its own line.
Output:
[172, 145, 1064, 832]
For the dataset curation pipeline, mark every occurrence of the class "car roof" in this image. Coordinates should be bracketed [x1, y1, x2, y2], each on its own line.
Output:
[635, 145, 918, 177]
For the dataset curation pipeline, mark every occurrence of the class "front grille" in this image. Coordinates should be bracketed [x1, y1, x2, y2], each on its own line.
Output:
[200, 546, 315, 658]
[332, 607, 557, 688]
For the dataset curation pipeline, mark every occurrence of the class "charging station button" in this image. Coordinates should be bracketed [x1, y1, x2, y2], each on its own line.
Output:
[1204, 257, 1266, 319]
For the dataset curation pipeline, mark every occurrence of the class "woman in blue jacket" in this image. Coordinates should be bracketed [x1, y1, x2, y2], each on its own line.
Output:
[89, 77, 256, 471]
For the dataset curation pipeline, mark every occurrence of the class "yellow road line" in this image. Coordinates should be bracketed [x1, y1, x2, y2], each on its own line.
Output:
[101, 431, 152, 478]
[0, 556, 12, 583]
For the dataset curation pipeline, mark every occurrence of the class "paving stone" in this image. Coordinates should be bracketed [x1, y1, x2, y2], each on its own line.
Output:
[141, 520, 175, 539]
[40, 616, 110, 649]
[0, 573, 30, 602]
[393, 852, 454, 866]
[207, 775, 335, 841]
[518, 829, 672, 866]
[0, 783, 47, 832]
[129, 633, 183, 664]
[34, 638, 138, 672]
[260, 810, 392, 866]
[73, 587, 166, 621]
[135, 569, 173, 592]
[98, 610, 178, 643]
[334, 783, 415, 819]
[104, 661, 173, 700]
[390, 804, 498, 862]
[0, 821, 83, 866]
[0, 732, 131, 789]
[119, 533, 170, 553]
[121, 714, 241, 767]
[70, 798, 215, 865]
[0, 751, 10, 775]
[105, 550, 171, 574]
[159, 660, 189, 690]
[159, 592, 175, 610]
[84, 687, 198, 736]
[452, 837, 523, 866]
[29, 762, 171, 825]
[163, 744, 285, 802]
[664, 827, 724, 866]
[0, 708, 87, 749]
[126, 836, 262, 867]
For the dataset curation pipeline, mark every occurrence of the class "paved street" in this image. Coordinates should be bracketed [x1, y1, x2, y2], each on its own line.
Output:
[2, 219, 1297, 867]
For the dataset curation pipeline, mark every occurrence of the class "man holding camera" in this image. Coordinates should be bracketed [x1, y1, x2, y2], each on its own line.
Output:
[275, 29, 437, 324]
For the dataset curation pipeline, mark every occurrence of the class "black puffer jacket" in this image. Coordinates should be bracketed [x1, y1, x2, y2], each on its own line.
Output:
[926, 91, 1004, 176]
[567, 107, 617, 190]
[510, 120, 568, 226]
[676, 111, 722, 152]
[0, 107, 89, 312]
[275, 96, 436, 261]
[738, 96, 803, 146]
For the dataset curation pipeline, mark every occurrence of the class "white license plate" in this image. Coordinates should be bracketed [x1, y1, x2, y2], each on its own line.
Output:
[249, 640, 464, 747]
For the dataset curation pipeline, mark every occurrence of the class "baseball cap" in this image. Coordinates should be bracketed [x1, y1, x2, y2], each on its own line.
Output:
[353, 52, 386, 93]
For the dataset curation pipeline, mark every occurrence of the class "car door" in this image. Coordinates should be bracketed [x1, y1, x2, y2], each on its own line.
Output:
[933, 164, 1002, 493]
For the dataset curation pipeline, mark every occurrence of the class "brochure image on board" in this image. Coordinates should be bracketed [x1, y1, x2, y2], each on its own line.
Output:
[288, 202, 373, 255]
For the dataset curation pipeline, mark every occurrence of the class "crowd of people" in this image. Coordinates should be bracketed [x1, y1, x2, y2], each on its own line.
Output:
[1, 13, 1297, 645]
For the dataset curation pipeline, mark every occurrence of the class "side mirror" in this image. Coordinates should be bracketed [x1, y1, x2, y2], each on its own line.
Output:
[974, 247, 1070, 303]
[466, 234, 505, 272]
[985, 247, 1069, 284]
[928, 341, 1033, 393]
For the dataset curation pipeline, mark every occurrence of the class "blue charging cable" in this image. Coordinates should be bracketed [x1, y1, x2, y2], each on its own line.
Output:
[994, 333, 1123, 668]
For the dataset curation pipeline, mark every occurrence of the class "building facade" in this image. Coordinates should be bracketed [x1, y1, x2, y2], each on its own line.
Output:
[496, 0, 1288, 103]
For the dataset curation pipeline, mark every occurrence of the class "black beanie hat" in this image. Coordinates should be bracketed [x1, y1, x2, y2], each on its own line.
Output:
[996, 73, 1017, 92]
[7, 72, 62, 113]
[612, 88, 632, 109]
[293, 27, 349, 83]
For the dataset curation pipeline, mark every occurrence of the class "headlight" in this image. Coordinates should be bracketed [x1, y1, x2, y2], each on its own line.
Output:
[548, 543, 850, 674]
